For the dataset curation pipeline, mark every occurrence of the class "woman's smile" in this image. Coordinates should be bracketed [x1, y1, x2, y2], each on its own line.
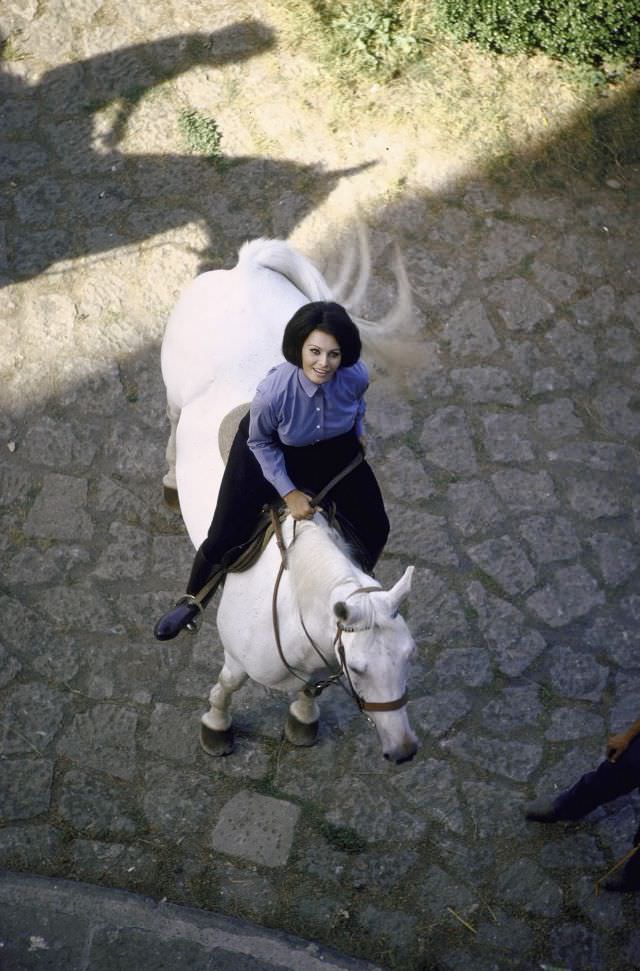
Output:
[301, 329, 342, 384]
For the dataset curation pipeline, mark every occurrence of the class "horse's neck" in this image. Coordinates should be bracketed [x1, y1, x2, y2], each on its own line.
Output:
[288, 521, 365, 620]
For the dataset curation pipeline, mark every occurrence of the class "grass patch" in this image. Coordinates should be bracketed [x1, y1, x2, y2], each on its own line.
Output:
[318, 819, 368, 854]
[273, 0, 639, 185]
[312, 0, 426, 80]
[179, 108, 224, 163]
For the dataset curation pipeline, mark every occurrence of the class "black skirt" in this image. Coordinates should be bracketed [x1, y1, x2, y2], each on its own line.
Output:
[200, 413, 389, 573]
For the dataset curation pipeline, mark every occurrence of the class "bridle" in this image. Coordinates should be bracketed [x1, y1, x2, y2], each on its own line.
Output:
[269, 508, 409, 720]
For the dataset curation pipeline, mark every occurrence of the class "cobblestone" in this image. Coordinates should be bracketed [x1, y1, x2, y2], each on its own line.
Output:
[1, 2, 639, 968]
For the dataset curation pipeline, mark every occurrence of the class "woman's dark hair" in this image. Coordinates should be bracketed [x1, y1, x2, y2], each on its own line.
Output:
[282, 302, 361, 369]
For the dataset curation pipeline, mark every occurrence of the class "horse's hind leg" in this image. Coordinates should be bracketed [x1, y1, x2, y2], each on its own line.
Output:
[285, 689, 320, 747]
[200, 661, 247, 756]
[162, 401, 180, 510]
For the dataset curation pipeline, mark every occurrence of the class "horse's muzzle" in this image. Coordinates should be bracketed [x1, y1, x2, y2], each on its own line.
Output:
[384, 734, 418, 764]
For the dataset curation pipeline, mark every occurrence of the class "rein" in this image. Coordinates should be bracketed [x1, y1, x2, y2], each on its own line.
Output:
[269, 504, 409, 720]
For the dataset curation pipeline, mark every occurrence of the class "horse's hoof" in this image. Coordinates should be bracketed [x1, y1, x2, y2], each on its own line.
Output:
[200, 722, 235, 756]
[284, 713, 319, 747]
[163, 485, 180, 511]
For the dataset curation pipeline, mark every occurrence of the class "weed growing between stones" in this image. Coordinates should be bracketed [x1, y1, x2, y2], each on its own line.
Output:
[178, 109, 223, 164]
[317, 819, 368, 854]
[0, 34, 29, 62]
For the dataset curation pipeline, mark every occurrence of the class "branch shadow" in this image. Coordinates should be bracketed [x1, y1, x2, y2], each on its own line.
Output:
[0, 20, 374, 284]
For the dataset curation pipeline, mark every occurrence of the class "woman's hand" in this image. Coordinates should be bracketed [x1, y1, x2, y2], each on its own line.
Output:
[607, 732, 632, 762]
[607, 718, 640, 762]
[284, 489, 315, 521]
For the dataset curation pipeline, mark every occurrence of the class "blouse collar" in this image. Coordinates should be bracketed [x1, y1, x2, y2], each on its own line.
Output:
[297, 368, 332, 398]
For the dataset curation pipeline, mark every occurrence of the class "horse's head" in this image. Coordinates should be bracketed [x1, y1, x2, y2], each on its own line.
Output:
[333, 566, 418, 764]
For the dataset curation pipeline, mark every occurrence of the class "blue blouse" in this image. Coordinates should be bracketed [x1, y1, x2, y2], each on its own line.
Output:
[248, 360, 368, 497]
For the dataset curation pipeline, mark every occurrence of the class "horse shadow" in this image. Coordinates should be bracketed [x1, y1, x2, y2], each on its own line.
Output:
[0, 21, 373, 284]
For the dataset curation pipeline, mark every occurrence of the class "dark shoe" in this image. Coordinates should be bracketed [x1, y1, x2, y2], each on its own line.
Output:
[602, 870, 640, 893]
[154, 597, 201, 641]
[154, 548, 221, 640]
[524, 797, 563, 823]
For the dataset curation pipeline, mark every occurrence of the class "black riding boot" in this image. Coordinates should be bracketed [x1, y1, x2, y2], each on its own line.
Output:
[153, 547, 220, 641]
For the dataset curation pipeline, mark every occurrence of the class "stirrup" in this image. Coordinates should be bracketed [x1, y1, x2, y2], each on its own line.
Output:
[179, 594, 205, 633]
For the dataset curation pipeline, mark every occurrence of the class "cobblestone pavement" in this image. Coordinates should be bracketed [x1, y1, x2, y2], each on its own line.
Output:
[1, 1, 640, 969]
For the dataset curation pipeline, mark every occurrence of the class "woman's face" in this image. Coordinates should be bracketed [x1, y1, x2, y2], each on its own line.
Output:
[301, 329, 342, 384]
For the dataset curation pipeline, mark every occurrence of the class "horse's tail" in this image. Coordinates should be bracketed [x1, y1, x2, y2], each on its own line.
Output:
[328, 226, 420, 373]
[237, 238, 333, 303]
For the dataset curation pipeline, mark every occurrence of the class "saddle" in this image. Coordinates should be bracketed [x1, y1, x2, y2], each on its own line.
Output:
[188, 503, 289, 609]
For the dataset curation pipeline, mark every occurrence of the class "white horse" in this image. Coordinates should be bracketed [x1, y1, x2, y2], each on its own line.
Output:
[161, 235, 418, 763]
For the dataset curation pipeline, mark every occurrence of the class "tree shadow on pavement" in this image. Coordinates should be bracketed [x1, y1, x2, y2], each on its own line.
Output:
[0, 20, 372, 284]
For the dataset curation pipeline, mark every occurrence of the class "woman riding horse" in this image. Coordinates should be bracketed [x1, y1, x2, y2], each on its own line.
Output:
[154, 301, 389, 640]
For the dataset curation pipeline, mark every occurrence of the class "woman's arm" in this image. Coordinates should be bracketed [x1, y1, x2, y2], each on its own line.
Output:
[248, 390, 295, 494]
[247, 389, 314, 519]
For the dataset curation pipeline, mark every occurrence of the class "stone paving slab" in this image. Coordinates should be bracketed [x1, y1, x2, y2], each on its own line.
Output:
[1, 1, 640, 969]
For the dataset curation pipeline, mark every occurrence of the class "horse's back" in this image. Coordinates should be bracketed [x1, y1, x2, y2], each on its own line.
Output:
[162, 255, 307, 411]
[164, 242, 317, 547]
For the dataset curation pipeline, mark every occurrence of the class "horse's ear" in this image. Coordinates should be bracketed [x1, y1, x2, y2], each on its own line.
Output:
[387, 566, 414, 616]
[333, 600, 368, 630]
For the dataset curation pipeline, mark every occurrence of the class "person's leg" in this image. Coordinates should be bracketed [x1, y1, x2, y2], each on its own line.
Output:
[526, 737, 640, 892]
[329, 460, 389, 573]
[282, 431, 389, 573]
[154, 415, 277, 640]
[555, 736, 640, 818]
[602, 812, 640, 892]
[526, 736, 640, 822]
[199, 414, 278, 570]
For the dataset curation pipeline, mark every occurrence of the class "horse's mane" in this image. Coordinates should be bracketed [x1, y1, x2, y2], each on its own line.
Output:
[288, 516, 364, 608]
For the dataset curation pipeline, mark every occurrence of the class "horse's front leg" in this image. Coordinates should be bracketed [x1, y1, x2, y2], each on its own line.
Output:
[285, 688, 320, 747]
[162, 400, 180, 509]
[200, 661, 247, 756]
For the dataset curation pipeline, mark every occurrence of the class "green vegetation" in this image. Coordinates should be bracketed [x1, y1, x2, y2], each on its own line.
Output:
[306, 0, 638, 80]
[435, 0, 640, 64]
[275, 0, 639, 184]
[0, 34, 29, 61]
[318, 818, 368, 854]
[178, 108, 223, 162]
[312, 0, 425, 79]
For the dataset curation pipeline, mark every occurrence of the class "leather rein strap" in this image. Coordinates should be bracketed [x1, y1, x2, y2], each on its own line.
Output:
[187, 450, 365, 615]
